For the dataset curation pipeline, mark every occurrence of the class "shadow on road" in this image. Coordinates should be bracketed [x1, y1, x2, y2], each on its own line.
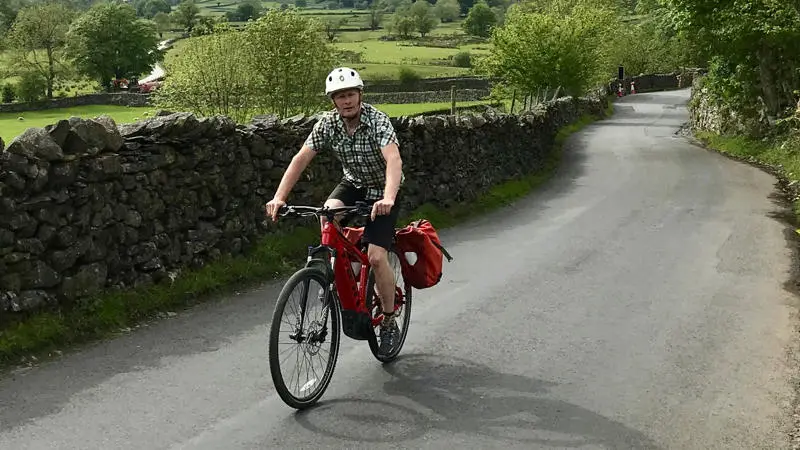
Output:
[294, 353, 662, 449]
[0, 278, 284, 431]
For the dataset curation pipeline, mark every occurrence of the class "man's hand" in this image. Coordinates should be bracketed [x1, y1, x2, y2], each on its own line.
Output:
[371, 198, 394, 221]
[265, 198, 286, 222]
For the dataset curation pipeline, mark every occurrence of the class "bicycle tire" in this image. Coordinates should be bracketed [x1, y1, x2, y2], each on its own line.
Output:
[366, 248, 412, 363]
[268, 267, 341, 409]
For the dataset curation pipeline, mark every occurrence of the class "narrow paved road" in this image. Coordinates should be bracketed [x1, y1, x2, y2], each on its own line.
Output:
[1, 89, 798, 449]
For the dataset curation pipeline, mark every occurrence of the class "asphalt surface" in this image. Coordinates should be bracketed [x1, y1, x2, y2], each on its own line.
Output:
[1, 88, 798, 449]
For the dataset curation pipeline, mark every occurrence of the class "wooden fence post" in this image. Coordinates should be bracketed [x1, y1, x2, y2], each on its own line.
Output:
[450, 85, 456, 115]
[510, 89, 517, 114]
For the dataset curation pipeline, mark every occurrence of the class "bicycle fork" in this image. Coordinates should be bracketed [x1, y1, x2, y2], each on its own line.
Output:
[291, 256, 335, 345]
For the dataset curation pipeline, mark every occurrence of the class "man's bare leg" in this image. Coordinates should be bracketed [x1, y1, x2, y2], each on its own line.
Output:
[368, 244, 395, 317]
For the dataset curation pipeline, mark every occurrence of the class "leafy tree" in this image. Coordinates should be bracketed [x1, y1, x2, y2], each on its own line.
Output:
[387, 0, 415, 38]
[66, 2, 163, 89]
[463, 0, 495, 37]
[0, 0, 20, 42]
[172, 0, 199, 33]
[192, 15, 229, 36]
[608, 17, 692, 76]
[323, 16, 348, 41]
[5, 2, 75, 98]
[135, 0, 171, 18]
[368, 1, 384, 30]
[457, 0, 473, 15]
[15, 70, 47, 102]
[244, 10, 336, 117]
[479, 2, 619, 100]
[153, 11, 172, 38]
[408, 0, 437, 36]
[230, 0, 262, 22]
[435, 0, 460, 22]
[662, 0, 800, 119]
[153, 25, 257, 123]
[156, 9, 335, 120]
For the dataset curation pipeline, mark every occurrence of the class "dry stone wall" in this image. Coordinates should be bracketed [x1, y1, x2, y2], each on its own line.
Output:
[687, 75, 770, 137]
[363, 89, 490, 105]
[0, 93, 151, 114]
[0, 94, 607, 317]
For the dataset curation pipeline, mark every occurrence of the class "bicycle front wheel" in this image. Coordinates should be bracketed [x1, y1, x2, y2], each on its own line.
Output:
[268, 267, 341, 409]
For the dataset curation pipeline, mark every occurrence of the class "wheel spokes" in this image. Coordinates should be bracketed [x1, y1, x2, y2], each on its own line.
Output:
[276, 277, 334, 400]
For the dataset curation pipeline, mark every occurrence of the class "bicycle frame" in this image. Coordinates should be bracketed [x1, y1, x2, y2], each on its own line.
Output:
[284, 203, 397, 340]
[318, 218, 370, 316]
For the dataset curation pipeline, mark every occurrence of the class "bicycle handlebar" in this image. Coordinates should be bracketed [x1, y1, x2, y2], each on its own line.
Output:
[278, 201, 374, 219]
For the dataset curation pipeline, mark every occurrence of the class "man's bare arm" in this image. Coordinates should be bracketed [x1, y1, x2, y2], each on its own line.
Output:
[381, 142, 402, 202]
[273, 145, 317, 202]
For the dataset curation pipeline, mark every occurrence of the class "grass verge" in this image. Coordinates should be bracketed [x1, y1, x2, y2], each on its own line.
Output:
[0, 102, 610, 371]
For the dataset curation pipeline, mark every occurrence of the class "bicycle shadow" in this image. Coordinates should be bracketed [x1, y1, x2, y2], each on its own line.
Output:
[294, 353, 662, 448]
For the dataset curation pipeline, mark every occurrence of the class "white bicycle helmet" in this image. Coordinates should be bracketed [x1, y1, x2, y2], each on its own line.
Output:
[325, 67, 364, 97]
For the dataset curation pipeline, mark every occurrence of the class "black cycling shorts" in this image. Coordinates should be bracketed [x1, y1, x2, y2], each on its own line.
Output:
[328, 180, 400, 250]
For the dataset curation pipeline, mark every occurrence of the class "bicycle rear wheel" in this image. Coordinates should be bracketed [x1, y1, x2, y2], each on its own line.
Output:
[268, 267, 341, 409]
[366, 248, 412, 363]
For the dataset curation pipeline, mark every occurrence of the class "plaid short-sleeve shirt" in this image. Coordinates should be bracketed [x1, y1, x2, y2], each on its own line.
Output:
[304, 102, 404, 201]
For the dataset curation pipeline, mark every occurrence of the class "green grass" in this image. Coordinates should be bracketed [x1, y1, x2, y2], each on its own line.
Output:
[336, 40, 488, 65]
[352, 63, 471, 80]
[161, 11, 484, 81]
[0, 105, 158, 142]
[0, 99, 610, 370]
[0, 101, 495, 142]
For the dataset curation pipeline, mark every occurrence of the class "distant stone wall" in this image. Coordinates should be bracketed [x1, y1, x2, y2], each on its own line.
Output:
[0, 93, 607, 316]
[364, 77, 492, 94]
[0, 93, 151, 114]
[607, 70, 702, 95]
[0, 72, 692, 114]
[0, 83, 492, 113]
[364, 89, 490, 104]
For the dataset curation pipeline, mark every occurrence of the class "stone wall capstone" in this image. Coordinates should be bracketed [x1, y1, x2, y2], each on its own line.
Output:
[0, 93, 607, 316]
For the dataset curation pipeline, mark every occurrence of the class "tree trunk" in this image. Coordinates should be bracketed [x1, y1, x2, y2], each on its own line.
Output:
[46, 46, 54, 99]
[758, 44, 780, 118]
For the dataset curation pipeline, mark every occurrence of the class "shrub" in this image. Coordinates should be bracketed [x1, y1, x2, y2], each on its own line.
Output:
[398, 67, 421, 88]
[15, 71, 47, 103]
[452, 51, 471, 68]
[1, 84, 15, 103]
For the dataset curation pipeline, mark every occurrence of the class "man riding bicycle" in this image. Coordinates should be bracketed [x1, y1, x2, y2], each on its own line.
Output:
[265, 67, 404, 356]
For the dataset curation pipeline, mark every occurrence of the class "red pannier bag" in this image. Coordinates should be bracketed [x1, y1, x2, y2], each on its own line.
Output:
[394, 219, 453, 289]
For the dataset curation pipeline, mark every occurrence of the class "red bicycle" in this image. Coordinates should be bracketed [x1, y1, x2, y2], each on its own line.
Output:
[267, 202, 412, 409]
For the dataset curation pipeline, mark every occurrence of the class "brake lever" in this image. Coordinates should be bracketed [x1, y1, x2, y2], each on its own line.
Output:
[354, 201, 373, 216]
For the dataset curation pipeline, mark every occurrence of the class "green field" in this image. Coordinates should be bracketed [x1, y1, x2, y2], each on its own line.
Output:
[337, 40, 488, 65]
[161, 2, 485, 81]
[1, 1, 494, 135]
[0, 100, 496, 142]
